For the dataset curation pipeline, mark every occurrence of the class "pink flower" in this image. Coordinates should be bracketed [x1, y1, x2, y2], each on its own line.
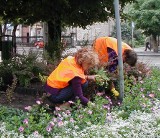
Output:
[103, 104, 110, 110]
[148, 93, 155, 98]
[151, 107, 156, 112]
[24, 106, 32, 111]
[117, 102, 121, 106]
[23, 118, 28, 125]
[140, 80, 144, 84]
[140, 88, 144, 92]
[55, 107, 61, 111]
[109, 100, 112, 105]
[106, 113, 112, 123]
[105, 96, 110, 99]
[57, 113, 62, 117]
[58, 121, 64, 127]
[78, 115, 83, 119]
[142, 103, 146, 108]
[141, 94, 145, 98]
[33, 131, 39, 137]
[66, 110, 71, 114]
[70, 118, 75, 123]
[105, 96, 111, 102]
[88, 110, 92, 115]
[138, 71, 142, 74]
[19, 126, 24, 132]
[46, 126, 52, 132]
[36, 100, 41, 105]
[52, 118, 57, 122]
[68, 101, 74, 104]
[96, 92, 105, 96]
[49, 121, 55, 127]
[138, 77, 142, 81]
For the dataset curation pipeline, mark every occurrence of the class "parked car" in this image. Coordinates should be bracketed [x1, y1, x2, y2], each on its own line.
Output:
[34, 40, 44, 48]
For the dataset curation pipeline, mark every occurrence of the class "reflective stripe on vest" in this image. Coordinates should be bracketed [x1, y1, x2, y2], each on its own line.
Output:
[93, 37, 131, 63]
[47, 56, 86, 88]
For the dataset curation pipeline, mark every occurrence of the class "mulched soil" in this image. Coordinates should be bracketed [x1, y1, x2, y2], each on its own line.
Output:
[0, 90, 42, 111]
[0, 82, 120, 111]
[0, 82, 46, 111]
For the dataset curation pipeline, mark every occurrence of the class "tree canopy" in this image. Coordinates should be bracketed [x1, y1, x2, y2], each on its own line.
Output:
[128, 0, 160, 52]
[0, 0, 136, 57]
[0, 0, 135, 27]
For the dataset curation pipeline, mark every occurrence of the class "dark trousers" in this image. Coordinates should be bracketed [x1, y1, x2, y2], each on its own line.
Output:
[47, 82, 88, 104]
[145, 42, 151, 51]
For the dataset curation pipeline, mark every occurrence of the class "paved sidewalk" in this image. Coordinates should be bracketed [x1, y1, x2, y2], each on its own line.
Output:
[0, 46, 159, 67]
[133, 47, 160, 68]
[133, 46, 160, 56]
[133, 47, 160, 55]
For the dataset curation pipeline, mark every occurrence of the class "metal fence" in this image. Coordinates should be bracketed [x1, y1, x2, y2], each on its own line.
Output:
[0, 35, 13, 60]
[16, 35, 74, 47]
[16, 36, 43, 47]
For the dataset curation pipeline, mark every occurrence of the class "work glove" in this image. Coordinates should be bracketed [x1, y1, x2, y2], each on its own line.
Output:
[111, 88, 119, 97]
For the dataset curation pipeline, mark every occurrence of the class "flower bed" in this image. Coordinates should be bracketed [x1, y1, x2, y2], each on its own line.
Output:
[0, 99, 159, 137]
[0, 51, 160, 137]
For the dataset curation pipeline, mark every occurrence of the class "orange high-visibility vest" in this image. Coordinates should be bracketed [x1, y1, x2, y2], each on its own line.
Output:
[93, 37, 132, 63]
[47, 56, 86, 89]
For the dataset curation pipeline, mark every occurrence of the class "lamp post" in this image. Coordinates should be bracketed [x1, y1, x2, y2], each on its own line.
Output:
[131, 22, 135, 48]
[114, 0, 124, 101]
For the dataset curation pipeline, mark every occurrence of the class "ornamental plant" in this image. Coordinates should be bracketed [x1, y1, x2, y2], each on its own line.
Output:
[88, 67, 111, 91]
[0, 64, 159, 137]
[94, 67, 110, 89]
[85, 67, 111, 100]
[0, 94, 110, 137]
[114, 67, 160, 119]
[0, 52, 52, 88]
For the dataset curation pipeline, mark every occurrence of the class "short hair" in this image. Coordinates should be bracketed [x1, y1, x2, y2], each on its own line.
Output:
[123, 49, 137, 66]
[75, 47, 99, 68]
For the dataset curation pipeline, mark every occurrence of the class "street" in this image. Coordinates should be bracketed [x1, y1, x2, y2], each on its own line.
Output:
[0, 46, 160, 68]
[0, 47, 44, 62]
[133, 46, 160, 68]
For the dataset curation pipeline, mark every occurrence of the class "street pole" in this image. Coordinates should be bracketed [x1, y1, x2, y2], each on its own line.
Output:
[43, 22, 48, 45]
[114, 0, 124, 101]
[131, 22, 134, 48]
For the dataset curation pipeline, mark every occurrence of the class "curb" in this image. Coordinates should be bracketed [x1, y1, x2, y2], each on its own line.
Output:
[137, 53, 160, 56]
[136, 51, 160, 56]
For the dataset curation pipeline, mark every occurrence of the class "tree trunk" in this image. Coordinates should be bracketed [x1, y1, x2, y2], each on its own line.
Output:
[1, 23, 7, 41]
[12, 25, 18, 56]
[0, 25, 2, 36]
[0, 25, 2, 51]
[45, 20, 62, 61]
[152, 35, 158, 53]
[2, 23, 7, 35]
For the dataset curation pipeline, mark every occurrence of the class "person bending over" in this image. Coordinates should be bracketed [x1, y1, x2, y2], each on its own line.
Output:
[93, 37, 137, 96]
[44, 47, 99, 107]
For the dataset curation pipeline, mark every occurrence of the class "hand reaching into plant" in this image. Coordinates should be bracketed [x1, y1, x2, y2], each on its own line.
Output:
[94, 68, 110, 89]
[86, 75, 100, 81]
[88, 67, 120, 97]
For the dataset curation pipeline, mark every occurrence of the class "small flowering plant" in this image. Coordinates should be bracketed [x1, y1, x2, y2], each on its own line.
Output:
[0, 63, 159, 137]
[93, 67, 110, 89]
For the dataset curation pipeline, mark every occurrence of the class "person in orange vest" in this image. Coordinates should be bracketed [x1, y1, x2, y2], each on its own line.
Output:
[44, 47, 99, 107]
[93, 37, 137, 97]
[93, 37, 137, 71]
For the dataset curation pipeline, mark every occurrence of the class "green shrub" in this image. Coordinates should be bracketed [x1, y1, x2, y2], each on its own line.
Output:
[0, 62, 159, 137]
[0, 52, 51, 87]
